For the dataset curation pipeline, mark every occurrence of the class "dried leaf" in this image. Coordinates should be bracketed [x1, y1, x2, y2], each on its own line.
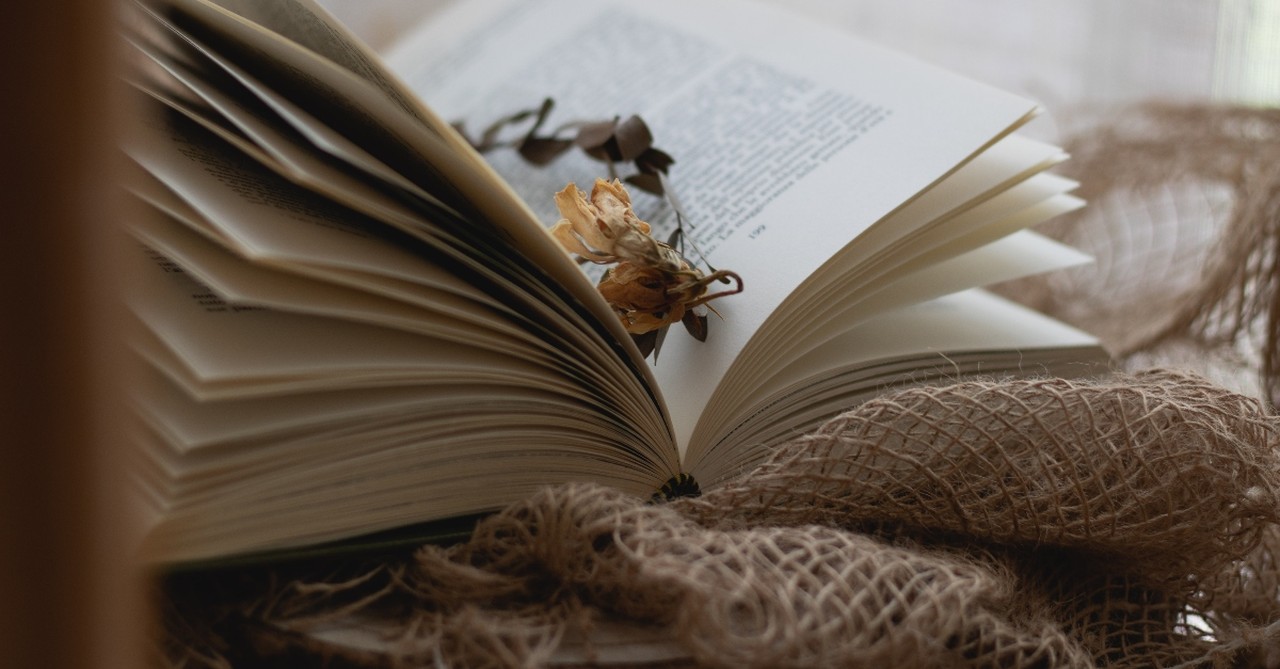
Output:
[518, 137, 574, 165]
[476, 106, 537, 150]
[651, 323, 670, 361]
[634, 147, 674, 175]
[575, 119, 621, 156]
[682, 309, 709, 342]
[519, 97, 556, 145]
[625, 172, 664, 196]
[457, 98, 558, 154]
[612, 115, 654, 161]
[632, 329, 658, 358]
[666, 226, 682, 249]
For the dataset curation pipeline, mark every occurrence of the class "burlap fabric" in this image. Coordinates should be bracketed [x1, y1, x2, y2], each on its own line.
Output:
[160, 104, 1280, 668]
[1002, 103, 1280, 405]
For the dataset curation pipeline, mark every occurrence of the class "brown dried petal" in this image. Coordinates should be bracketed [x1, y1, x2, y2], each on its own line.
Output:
[549, 219, 611, 263]
[611, 115, 654, 161]
[551, 183, 615, 261]
[598, 263, 691, 335]
[552, 179, 672, 267]
[598, 263, 670, 311]
[666, 273, 714, 305]
[587, 178, 641, 229]
[623, 308, 686, 335]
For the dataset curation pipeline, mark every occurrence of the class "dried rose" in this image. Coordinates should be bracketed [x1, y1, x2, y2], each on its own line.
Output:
[551, 179, 743, 350]
[550, 179, 680, 269]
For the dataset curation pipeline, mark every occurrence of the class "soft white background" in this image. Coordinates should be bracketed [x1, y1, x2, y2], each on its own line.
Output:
[316, 0, 1280, 133]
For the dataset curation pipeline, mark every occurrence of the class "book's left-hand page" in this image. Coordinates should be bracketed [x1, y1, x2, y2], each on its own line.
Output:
[122, 1, 681, 562]
[136, 0, 666, 424]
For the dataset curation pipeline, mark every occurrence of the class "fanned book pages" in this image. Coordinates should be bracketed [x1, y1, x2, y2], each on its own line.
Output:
[122, 0, 1110, 564]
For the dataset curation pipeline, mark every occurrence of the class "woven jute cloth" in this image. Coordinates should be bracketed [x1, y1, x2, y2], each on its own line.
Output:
[160, 104, 1280, 668]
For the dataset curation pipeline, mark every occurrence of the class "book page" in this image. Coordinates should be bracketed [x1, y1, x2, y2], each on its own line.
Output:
[707, 184, 1085, 419]
[127, 200, 543, 360]
[144, 0, 659, 412]
[694, 229, 1091, 458]
[720, 146, 1076, 391]
[135, 362, 588, 454]
[125, 104, 671, 452]
[123, 108, 495, 304]
[389, 0, 1040, 452]
[127, 244, 555, 392]
[196, 0, 433, 126]
[693, 289, 1107, 481]
[126, 25, 438, 206]
[123, 101, 642, 387]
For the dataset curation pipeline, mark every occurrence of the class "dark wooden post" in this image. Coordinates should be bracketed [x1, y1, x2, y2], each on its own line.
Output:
[0, 1, 146, 667]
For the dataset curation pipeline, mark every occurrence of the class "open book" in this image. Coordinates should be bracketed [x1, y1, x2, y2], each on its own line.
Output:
[123, 0, 1109, 564]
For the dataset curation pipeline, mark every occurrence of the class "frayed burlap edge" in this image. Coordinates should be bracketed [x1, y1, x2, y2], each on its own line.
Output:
[161, 369, 1280, 669]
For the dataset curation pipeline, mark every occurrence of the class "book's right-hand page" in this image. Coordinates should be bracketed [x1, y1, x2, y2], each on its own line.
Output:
[387, 0, 1050, 455]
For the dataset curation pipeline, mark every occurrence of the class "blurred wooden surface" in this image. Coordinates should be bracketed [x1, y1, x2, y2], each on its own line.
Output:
[0, 1, 144, 668]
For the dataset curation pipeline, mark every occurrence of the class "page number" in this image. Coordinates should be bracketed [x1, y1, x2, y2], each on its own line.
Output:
[748, 224, 767, 240]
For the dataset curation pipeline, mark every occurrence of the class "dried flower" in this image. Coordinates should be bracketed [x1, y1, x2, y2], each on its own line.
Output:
[550, 179, 675, 268]
[456, 100, 742, 358]
[552, 179, 742, 357]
